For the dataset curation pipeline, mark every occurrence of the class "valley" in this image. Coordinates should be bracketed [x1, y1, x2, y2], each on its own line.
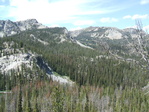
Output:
[0, 19, 149, 112]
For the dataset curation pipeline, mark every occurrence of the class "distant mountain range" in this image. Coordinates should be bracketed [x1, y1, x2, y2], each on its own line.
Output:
[0, 19, 148, 57]
[0, 19, 147, 39]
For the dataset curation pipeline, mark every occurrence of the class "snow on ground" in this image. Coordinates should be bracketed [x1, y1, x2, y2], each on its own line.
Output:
[76, 40, 93, 49]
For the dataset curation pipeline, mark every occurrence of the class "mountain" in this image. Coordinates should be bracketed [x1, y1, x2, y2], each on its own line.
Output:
[0, 19, 149, 112]
[69, 26, 149, 58]
[70, 26, 146, 39]
[1, 19, 147, 53]
[0, 19, 47, 37]
[0, 41, 73, 84]
[0, 18, 148, 58]
[0, 19, 146, 40]
[0, 18, 148, 59]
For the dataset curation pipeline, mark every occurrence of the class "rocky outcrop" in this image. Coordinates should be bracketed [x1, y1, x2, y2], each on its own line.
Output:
[69, 26, 145, 40]
[0, 19, 48, 37]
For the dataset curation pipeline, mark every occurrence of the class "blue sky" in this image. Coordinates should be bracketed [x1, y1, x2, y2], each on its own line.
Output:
[0, 0, 149, 31]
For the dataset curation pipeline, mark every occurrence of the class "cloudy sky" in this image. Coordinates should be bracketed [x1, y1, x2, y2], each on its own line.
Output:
[0, 0, 149, 31]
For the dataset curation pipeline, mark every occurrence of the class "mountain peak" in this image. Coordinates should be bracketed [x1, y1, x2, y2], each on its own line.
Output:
[17, 18, 38, 24]
[0, 19, 48, 37]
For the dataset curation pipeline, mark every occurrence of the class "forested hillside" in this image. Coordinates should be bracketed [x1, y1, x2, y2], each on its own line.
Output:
[0, 27, 149, 112]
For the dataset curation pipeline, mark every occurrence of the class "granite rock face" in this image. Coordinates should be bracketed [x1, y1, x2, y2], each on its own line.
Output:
[0, 19, 48, 37]
[69, 26, 144, 40]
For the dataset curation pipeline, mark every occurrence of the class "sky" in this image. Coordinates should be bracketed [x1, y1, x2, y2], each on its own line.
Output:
[0, 0, 149, 31]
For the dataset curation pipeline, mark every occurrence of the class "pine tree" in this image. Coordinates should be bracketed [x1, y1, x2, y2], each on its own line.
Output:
[33, 86, 39, 112]
[52, 86, 64, 112]
[17, 84, 22, 112]
[25, 85, 32, 112]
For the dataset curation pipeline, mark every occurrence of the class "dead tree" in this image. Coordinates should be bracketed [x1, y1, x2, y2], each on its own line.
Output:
[132, 20, 149, 69]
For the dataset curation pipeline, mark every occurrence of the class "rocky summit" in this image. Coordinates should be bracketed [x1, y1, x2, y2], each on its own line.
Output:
[0, 19, 47, 37]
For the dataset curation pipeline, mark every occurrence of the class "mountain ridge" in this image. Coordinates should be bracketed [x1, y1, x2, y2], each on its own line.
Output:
[69, 26, 146, 40]
[0, 19, 146, 39]
[0, 19, 48, 37]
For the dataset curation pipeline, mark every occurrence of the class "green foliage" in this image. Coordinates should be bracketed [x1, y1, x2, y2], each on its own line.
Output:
[0, 96, 5, 112]
[0, 28, 149, 112]
[17, 85, 22, 112]
[52, 86, 64, 112]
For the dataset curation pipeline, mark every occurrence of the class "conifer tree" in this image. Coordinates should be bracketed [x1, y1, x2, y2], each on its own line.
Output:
[52, 86, 64, 112]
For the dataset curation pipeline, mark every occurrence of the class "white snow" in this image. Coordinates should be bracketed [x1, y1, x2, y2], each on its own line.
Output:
[76, 40, 93, 49]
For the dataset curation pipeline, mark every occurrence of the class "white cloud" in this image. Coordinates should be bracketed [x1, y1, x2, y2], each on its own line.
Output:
[73, 20, 95, 26]
[125, 25, 137, 29]
[125, 25, 149, 32]
[6, 0, 122, 25]
[8, 0, 78, 24]
[49, 24, 60, 28]
[127, 25, 149, 32]
[0, 5, 5, 8]
[100, 17, 118, 23]
[140, 0, 149, 4]
[70, 27, 83, 31]
[123, 15, 131, 19]
[123, 14, 149, 20]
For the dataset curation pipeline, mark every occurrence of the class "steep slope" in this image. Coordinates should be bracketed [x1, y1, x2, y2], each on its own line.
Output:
[70, 26, 148, 58]
[0, 41, 73, 84]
